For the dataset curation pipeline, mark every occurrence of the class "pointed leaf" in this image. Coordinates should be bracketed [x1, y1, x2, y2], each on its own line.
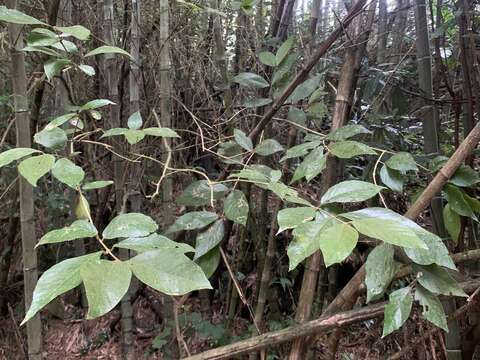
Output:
[124, 129, 145, 144]
[0, 6, 46, 25]
[280, 141, 321, 162]
[255, 139, 284, 156]
[234, 129, 253, 151]
[380, 165, 404, 192]
[243, 97, 272, 108]
[166, 211, 218, 234]
[0, 148, 40, 168]
[55, 25, 91, 40]
[194, 220, 225, 259]
[287, 75, 321, 103]
[275, 37, 294, 65]
[224, 190, 249, 225]
[45, 113, 77, 130]
[277, 207, 316, 233]
[78, 64, 95, 76]
[404, 231, 456, 270]
[319, 221, 358, 267]
[443, 203, 461, 243]
[34, 127, 67, 149]
[449, 165, 480, 187]
[38, 220, 97, 246]
[444, 184, 476, 219]
[102, 213, 158, 239]
[386, 152, 418, 172]
[82, 180, 114, 190]
[81, 99, 115, 111]
[177, 180, 228, 206]
[233, 72, 269, 88]
[115, 233, 194, 254]
[414, 264, 467, 297]
[101, 128, 128, 138]
[258, 51, 276, 66]
[326, 124, 371, 141]
[196, 247, 221, 279]
[329, 140, 377, 159]
[321, 180, 384, 204]
[415, 285, 448, 331]
[382, 287, 413, 337]
[18, 154, 55, 186]
[365, 244, 397, 302]
[127, 111, 142, 130]
[143, 127, 180, 138]
[85, 45, 132, 58]
[291, 147, 326, 183]
[51, 158, 85, 188]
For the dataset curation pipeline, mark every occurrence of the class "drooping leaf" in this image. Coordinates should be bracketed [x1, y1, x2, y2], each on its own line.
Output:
[75, 193, 91, 220]
[80, 260, 132, 319]
[243, 97, 272, 108]
[51, 158, 85, 188]
[386, 152, 418, 172]
[177, 180, 228, 206]
[277, 207, 316, 233]
[443, 184, 476, 219]
[258, 51, 276, 67]
[81, 99, 115, 111]
[102, 213, 158, 239]
[82, 180, 114, 190]
[291, 147, 326, 183]
[320, 180, 384, 204]
[78, 64, 95, 76]
[275, 37, 294, 65]
[318, 221, 358, 267]
[234, 129, 253, 151]
[233, 72, 269, 88]
[34, 127, 68, 149]
[414, 264, 467, 297]
[22, 252, 102, 324]
[0, 148, 40, 168]
[195, 247, 221, 278]
[267, 181, 312, 206]
[115, 233, 194, 254]
[0, 6, 46, 25]
[100, 128, 128, 138]
[18, 154, 56, 186]
[85, 45, 133, 58]
[443, 203, 461, 244]
[326, 124, 371, 141]
[382, 287, 413, 337]
[127, 111, 142, 130]
[124, 129, 145, 144]
[143, 127, 180, 138]
[449, 165, 480, 187]
[224, 190, 249, 225]
[166, 211, 218, 234]
[365, 244, 397, 302]
[287, 75, 321, 103]
[255, 139, 284, 156]
[194, 220, 225, 259]
[45, 113, 77, 131]
[129, 249, 212, 295]
[50, 39, 78, 53]
[329, 140, 377, 159]
[55, 25, 91, 40]
[272, 53, 297, 86]
[44, 58, 70, 81]
[415, 285, 448, 331]
[37, 220, 97, 246]
[404, 231, 456, 270]
[380, 165, 404, 192]
[217, 141, 244, 165]
[280, 141, 321, 162]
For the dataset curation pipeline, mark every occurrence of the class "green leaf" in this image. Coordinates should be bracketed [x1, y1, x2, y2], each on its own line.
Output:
[258, 51, 276, 66]
[229, 168, 269, 184]
[321, 180, 384, 204]
[329, 140, 377, 159]
[51, 158, 85, 188]
[51, 39, 78, 53]
[196, 247, 221, 279]
[224, 190, 249, 225]
[382, 287, 413, 337]
[18, 154, 55, 186]
[194, 220, 225, 259]
[379, 165, 404, 192]
[243, 97, 272, 108]
[78, 64, 95, 76]
[217, 141, 243, 164]
[276, 37, 294, 65]
[443, 203, 460, 244]
[129, 249, 212, 295]
[0, 6, 46, 25]
[85, 45, 133, 58]
[82, 180, 114, 190]
[255, 139, 284, 156]
[166, 211, 218, 234]
[287, 75, 321, 103]
[177, 180, 228, 206]
[414, 264, 467, 297]
[81, 99, 115, 111]
[0, 148, 40, 168]
[34, 127, 67, 149]
[22, 45, 61, 57]
[280, 141, 321, 162]
[115, 233, 194, 254]
[22, 252, 102, 324]
[386, 152, 418, 172]
[449, 165, 480, 187]
[44, 59, 70, 81]
[464, 193, 480, 213]
[143, 127, 180, 138]
[277, 207, 316, 233]
[404, 231, 456, 269]
[233, 72, 269, 88]
[55, 25, 91, 40]
[291, 147, 326, 183]
[287, 107, 307, 126]
[127, 111, 142, 130]
[326, 124, 371, 141]
[234, 129, 253, 151]
[45, 113, 77, 131]
[308, 88, 327, 105]
[124, 129, 145, 144]
[102, 213, 158, 239]
[101, 128, 128, 138]
[443, 184, 476, 219]
[365, 244, 397, 302]
[81, 260, 132, 319]
[319, 221, 358, 267]
[37, 220, 97, 246]
[267, 182, 311, 206]
[415, 285, 448, 331]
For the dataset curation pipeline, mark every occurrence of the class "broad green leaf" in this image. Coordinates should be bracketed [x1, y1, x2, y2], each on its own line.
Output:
[0, 148, 40, 168]
[102, 213, 158, 239]
[415, 285, 448, 331]
[115, 233, 194, 254]
[27, 30, 58, 47]
[321, 180, 384, 204]
[464, 193, 480, 213]
[287, 75, 321, 103]
[194, 220, 225, 259]
[404, 231, 456, 270]
[18, 154, 55, 186]
[37, 220, 97, 246]
[255, 139, 284, 156]
[229, 168, 269, 184]
[382, 287, 413, 337]
[449, 165, 480, 187]
[177, 180, 228, 206]
[78, 64, 95, 76]
[319, 221, 358, 267]
[55, 25, 91, 40]
[22, 252, 102, 324]
[308, 88, 327, 105]
[224, 190, 249, 225]
[81, 99, 115, 110]
[124, 129, 145, 144]
[243, 97, 272, 108]
[272, 52, 297, 86]
[196, 247, 221, 279]
[45, 113, 77, 130]
[267, 182, 311, 206]
[34, 127, 67, 149]
[365, 244, 397, 302]
[101, 128, 128, 138]
[234, 129, 253, 151]
[217, 141, 243, 164]
[22, 45, 60, 57]
[443, 184, 476, 219]
[277, 207, 316, 233]
[291, 147, 326, 183]
[50, 39, 77, 53]
[276, 37, 294, 65]
[82, 180, 114, 190]
[85, 45, 133, 58]
[127, 111, 142, 130]
[329, 140, 377, 159]
[380, 165, 404, 192]
[143, 127, 180, 138]
[81, 260, 132, 318]
[287, 107, 307, 125]
[258, 51, 276, 66]
[326, 124, 371, 141]
[0, 6, 46, 25]
[44, 59, 70, 81]
[386, 152, 418, 172]
[414, 264, 467, 297]
[280, 141, 321, 162]
[129, 249, 212, 295]
[233, 72, 269, 88]
[51, 158, 85, 188]
[165, 211, 218, 234]
[443, 203, 460, 244]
